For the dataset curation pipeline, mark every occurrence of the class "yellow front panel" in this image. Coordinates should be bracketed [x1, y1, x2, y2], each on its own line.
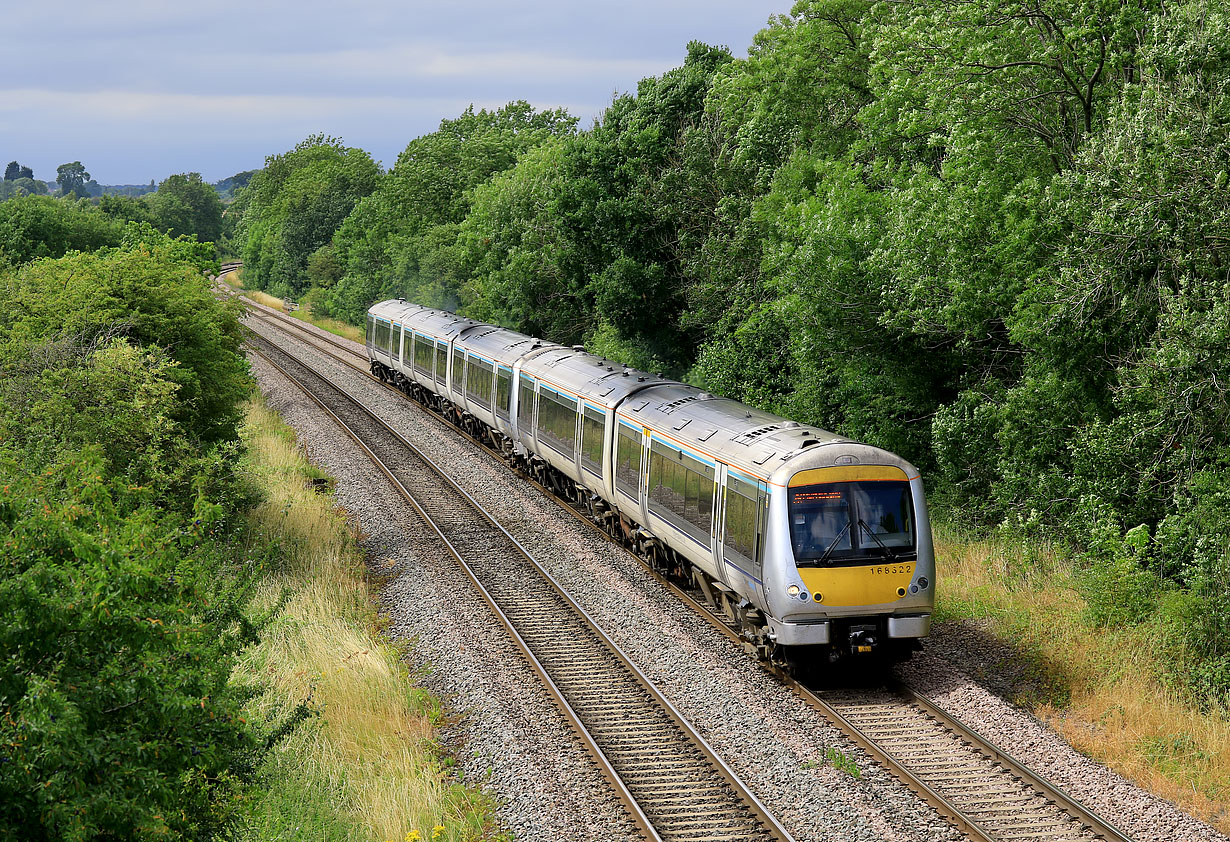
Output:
[789, 465, 909, 486]
[798, 563, 915, 607]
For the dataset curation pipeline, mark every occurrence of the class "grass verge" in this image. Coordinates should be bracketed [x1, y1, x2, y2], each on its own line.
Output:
[226, 269, 364, 343]
[232, 393, 503, 841]
[933, 524, 1230, 832]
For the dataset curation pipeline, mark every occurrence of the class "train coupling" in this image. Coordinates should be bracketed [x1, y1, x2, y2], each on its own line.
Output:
[848, 624, 879, 656]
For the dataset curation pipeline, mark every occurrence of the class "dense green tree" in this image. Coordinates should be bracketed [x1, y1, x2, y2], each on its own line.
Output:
[0, 236, 260, 839]
[0, 195, 124, 263]
[4, 162, 34, 182]
[55, 161, 90, 199]
[238, 135, 380, 298]
[98, 193, 155, 226]
[0, 243, 242, 445]
[458, 47, 731, 371]
[214, 169, 256, 202]
[319, 102, 576, 323]
[147, 172, 224, 243]
[0, 178, 48, 202]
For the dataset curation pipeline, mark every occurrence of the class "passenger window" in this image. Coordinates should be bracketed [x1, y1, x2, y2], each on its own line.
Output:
[615, 423, 641, 495]
[496, 368, 513, 418]
[580, 407, 604, 473]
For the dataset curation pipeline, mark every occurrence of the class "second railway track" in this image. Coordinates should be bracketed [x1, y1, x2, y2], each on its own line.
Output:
[246, 333, 792, 842]
[242, 295, 1138, 842]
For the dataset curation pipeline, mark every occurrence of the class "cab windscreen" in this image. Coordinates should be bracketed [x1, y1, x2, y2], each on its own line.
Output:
[789, 481, 914, 566]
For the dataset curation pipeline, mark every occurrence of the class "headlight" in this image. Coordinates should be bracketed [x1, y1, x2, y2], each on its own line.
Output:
[787, 584, 800, 597]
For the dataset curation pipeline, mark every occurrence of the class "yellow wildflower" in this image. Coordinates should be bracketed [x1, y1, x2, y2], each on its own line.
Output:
[431, 827, 445, 839]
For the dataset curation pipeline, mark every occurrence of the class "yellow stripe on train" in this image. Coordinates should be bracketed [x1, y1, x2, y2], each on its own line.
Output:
[798, 563, 916, 607]
[789, 465, 909, 486]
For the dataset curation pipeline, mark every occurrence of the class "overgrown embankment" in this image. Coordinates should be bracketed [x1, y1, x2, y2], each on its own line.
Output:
[934, 526, 1230, 832]
[231, 394, 501, 842]
[0, 231, 500, 840]
[0, 239, 258, 840]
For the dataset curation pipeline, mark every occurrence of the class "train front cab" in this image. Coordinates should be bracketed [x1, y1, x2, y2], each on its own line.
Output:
[764, 462, 934, 659]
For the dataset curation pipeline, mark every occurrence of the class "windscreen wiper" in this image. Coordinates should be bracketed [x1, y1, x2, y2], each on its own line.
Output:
[859, 519, 898, 560]
[816, 521, 851, 566]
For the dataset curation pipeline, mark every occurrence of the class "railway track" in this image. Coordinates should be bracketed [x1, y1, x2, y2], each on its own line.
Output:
[241, 296, 1136, 842]
[244, 333, 792, 842]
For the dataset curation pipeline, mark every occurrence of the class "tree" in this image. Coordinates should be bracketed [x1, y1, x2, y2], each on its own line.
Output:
[3, 161, 19, 181]
[0, 195, 124, 263]
[55, 162, 90, 199]
[238, 135, 380, 299]
[146, 172, 224, 243]
[0, 239, 261, 839]
[98, 194, 155, 226]
[320, 101, 576, 323]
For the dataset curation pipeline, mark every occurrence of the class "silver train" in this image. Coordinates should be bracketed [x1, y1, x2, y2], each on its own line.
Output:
[367, 299, 934, 662]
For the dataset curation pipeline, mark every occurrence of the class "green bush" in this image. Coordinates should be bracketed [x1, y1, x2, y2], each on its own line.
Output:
[0, 236, 264, 839]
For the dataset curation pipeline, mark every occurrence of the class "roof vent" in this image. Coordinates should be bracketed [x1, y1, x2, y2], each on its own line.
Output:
[733, 424, 779, 445]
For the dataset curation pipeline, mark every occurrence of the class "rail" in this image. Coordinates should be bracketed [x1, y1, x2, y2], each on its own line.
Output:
[245, 332, 794, 842]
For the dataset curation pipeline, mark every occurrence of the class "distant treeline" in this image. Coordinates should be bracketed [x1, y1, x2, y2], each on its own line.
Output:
[1, 159, 256, 217]
[0, 172, 249, 262]
[236, 0, 1228, 706]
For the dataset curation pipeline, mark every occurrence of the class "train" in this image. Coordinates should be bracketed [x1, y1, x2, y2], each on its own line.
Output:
[366, 299, 934, 664]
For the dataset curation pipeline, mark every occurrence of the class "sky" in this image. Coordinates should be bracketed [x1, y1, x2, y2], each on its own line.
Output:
[1, 0, 789, 186]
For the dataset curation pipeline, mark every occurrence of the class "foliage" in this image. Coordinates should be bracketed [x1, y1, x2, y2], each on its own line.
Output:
[238, 135, 380, 299]
[147, 173, 224, 244]
[0, 196, 125, 264]
[319, 101, 577, 323]
[214, 170, 257, 202]
[460, 45, 732, 371]
[0, 235, 263, 839]
[0, 243, 244, 446]
[0, 176, 48, 201]
[56, 162, 90, 200]
[3, 162, 34, 181]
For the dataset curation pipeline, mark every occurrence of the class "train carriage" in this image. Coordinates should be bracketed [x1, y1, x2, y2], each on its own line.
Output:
[451, 326, 544, 446]
[517, 347, 673, 503]
[367, 300, 934, 663]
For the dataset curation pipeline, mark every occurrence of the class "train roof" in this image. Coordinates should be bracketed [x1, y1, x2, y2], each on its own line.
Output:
[369, 298, 428, 324]
[371, 299, 486, 339]
[454, 324, 559, 369]
[614, 382, 844, 480]
[518, 345, 677, 409]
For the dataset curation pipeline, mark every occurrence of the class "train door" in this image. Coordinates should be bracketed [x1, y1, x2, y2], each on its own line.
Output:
[612, 418, 646, 524]
[719, 468, 768, 600]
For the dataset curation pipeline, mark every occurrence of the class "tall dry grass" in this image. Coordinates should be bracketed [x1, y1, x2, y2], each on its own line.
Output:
[238, 285, 365, 344]
[234, 395, 500, 841]
[935, 526, 1230, 832]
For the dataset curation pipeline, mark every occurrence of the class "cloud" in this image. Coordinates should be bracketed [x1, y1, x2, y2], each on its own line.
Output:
[0, 0, 787, 182]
